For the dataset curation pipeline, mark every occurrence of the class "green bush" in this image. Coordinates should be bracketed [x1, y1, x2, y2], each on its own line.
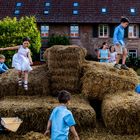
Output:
[0, 16, 41, 67]
[48, 34, 70, 48]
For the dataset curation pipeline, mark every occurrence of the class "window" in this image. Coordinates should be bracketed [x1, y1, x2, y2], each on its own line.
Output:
[98, 24, 109, 38]
[101, 8, 107, 13]
[128, 24, 139, 38]
[45, 2, 50, 7]
[14, 10, 20, 15]
[73, 2, 79, 7]
[41, 25, 49, 38]
[16, 2, 22, 7]
[130, 8, 136, 15]
[40, 47, 46, 61]
[73, 10, 78, 15]
[128, 49, 137, 58]
[44, 10, 49, 14]
[70, 25, 79, 38]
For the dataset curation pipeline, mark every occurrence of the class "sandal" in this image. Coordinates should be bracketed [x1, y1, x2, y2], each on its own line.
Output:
[23, 83, 28, 91]
[18, 79, 22, 86]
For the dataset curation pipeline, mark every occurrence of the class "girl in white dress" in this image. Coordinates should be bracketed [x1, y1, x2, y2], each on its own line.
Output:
[109, 45, 117, 64]
[0, 37, 33, 90]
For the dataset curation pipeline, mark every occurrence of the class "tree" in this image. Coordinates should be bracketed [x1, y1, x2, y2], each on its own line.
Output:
[48, 34, 70, 48]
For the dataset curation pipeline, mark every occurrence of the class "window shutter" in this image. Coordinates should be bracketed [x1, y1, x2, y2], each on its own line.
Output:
[124, 27, 128, 38]
[110, 24, 115, 38]
[93, 24, 98, 37]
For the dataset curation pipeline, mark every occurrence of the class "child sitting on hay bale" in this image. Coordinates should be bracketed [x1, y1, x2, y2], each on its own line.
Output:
[0, 54, 8, 74]
[44, 90, 80, 140]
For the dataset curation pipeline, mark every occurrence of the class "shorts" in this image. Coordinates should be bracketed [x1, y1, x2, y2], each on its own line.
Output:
[115, 45, 126, 55]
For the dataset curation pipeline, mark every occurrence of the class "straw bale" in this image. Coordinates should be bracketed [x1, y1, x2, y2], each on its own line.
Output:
[102, 91, 140, 134]
[0, 65, 50, 97]
[23, 131, 50, 140]
[44, 45, 86, 68]
[44, 45, 86, 95]
[0, 95, 96, 134]
[81, 61, 139, 100]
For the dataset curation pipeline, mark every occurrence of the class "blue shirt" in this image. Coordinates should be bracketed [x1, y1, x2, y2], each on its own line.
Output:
[49, 105, 76, 140]
[113, 24, 125, 46]
[0, 63, 8, 74]
[99, 49, 109, 63]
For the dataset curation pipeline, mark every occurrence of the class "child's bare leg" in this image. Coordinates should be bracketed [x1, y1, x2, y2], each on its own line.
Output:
[122, 48, 127, 65]
[116, 54, 121, 64]
[18, 70, 22, 86]
[23, 71, 28, 90]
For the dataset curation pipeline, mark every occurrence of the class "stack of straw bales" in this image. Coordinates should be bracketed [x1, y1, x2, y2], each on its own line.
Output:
[0, 95, 96, 134]
[81, 61, 139, 100]
[0, 65, 50, 97]
[102, 91, 140, 134]
[44, 45, 87, 95]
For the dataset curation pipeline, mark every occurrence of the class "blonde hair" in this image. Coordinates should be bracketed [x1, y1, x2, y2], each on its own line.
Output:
[0, 54, 5, 59]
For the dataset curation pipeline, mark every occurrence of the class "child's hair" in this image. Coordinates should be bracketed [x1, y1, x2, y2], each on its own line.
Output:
[0, 54, 5, 59]
[23, 37, 30, 43]
[58, 90, 71, 103]
[109, 45, 115, 52]
[120, 17, 129, 23]
[100, 42, 107, 49]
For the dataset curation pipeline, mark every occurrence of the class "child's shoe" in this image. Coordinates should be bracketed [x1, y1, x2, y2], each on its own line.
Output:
[23, 81, 28, 90]
[114, 64, 121, 70]
[18, 79, 22, 86]
[121, 64, 129, 70]
[23, 83, 28, 90]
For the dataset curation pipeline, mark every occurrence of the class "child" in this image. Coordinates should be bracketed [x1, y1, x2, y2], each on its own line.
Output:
[0, 37, 33, 90]
[0, 54, 8, 74]
[113, 17, 129, 70]
[109, 45, 117, 64]
[44, 90, 80, 140]
[135, 84, 140, 94]
[98, 42, 110, 63]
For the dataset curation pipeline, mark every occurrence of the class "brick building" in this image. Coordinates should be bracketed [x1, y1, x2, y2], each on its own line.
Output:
[0, 0, 140, 60]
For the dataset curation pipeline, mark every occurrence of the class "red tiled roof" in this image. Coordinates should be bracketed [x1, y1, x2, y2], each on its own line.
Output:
[0, 0, 140, 23]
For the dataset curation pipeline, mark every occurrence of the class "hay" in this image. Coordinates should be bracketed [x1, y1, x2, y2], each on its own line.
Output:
[0, 95, 96, 134]
[81, 61, 139, 100]
[44, 45, 87, 95]
[0, 65, 50, 97]
[23, 131, 50, 140]
[102, 91, 140, 134]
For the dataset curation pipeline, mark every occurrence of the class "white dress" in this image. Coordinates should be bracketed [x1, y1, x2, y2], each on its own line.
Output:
[12, 45, 32, 72]
[109, 52, 117, 64]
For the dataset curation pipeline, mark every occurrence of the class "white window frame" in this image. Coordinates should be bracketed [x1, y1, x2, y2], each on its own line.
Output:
[98, 24, 109, 38]
[128, 24, 139, 38]
[128, 49, 137, 58]
[41, 25, 49, 38]
[70, 25, 79, 38]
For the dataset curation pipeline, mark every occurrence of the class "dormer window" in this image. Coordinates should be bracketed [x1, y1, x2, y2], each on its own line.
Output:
[73, 10, 78, 15]
[73, 2, 79, 7]
[14, 10, 20, 15]
[101, 8, 107, 13]
[45, 2, 50, 7]
[44, 10, 49, 14]
[130, 8, 136, 15]
[16, 2, 22, 7]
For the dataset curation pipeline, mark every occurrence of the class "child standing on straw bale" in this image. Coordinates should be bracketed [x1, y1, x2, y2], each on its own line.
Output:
[0, 37, 33, 90]
[98, 42, 110, 63]
[109, 45, 117, 64]
[44, 90, 80, 140]
[0, 54, 8, 74]
[113, 17, 129, 70]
